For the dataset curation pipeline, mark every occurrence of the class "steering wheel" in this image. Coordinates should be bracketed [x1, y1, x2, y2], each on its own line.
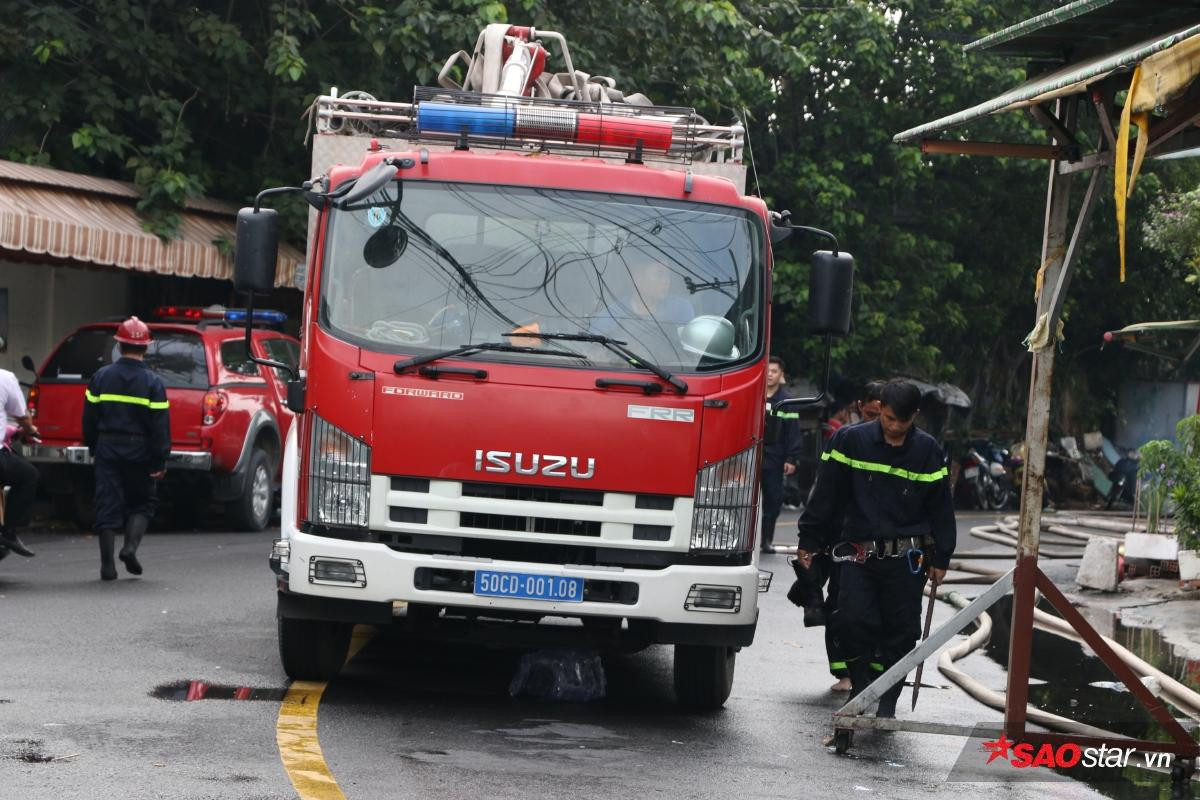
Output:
[366, 320, 430, 345]
[428, 304, 469, 337]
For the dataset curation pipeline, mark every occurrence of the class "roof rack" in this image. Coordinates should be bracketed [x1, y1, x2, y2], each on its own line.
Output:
[314, 87, 744, 165]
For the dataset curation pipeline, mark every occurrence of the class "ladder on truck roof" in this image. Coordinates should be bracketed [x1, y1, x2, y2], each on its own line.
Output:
[313, 88, 744, 166]
[307, 24, 744, 168]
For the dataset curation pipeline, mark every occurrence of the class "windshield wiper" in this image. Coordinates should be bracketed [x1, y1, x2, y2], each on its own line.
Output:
[501, 332, 688, 394]
[394, 342, 588, 373]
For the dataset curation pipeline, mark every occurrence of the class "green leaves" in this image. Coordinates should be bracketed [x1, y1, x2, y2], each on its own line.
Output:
[4, 0, 1194, 430]
[1139, 416, 1200, 549]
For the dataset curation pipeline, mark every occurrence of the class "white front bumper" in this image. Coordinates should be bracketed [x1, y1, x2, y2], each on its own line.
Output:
[283, 530, 759, 627]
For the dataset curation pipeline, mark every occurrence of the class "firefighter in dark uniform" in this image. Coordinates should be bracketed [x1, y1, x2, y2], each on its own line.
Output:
[762, 355, 803, 553]
[796, 379, 955, 718]
[82, 317, 170, 581]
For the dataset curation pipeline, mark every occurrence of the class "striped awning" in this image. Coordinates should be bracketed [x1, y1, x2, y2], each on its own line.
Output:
[0, 160, 303, 288]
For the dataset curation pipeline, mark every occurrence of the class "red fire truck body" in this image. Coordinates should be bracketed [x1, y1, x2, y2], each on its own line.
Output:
[244, 25, 851, 708]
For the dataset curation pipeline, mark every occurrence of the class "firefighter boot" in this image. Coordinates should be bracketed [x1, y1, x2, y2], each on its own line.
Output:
[119, 514, 148, 575]
[874, 676, 904, 719]
[98, 530, 117, 581]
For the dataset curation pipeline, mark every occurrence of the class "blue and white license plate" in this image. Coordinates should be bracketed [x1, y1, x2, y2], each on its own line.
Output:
[473, 570, 584, 603]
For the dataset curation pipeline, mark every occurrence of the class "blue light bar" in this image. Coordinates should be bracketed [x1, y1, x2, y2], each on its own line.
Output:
[417, 102, 515, 137]
[225, 309, 287, 325]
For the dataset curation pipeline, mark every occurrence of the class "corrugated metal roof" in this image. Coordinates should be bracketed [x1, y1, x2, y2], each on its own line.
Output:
[965, 0, 1200, 59]
[0, 159, 302, 287]
[894, 23, 1200, 142]
[0, 159, 239, 216]
[1107, 320, 1200, 337]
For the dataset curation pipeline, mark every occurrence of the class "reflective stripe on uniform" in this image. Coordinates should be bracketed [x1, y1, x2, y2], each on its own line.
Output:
[821, 448, 947, 483]
[829, 660, 848, 671]
[770, 409, 801, 420]
[85, 390, 170, 410]
[870, 662, 885, 672]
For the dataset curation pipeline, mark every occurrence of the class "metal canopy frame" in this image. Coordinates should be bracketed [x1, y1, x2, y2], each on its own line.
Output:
[834, 4, 1200, 779]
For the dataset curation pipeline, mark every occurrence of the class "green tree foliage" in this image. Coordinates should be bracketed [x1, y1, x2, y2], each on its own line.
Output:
[1144, 186, 1200, 292]
[1139, 416, 1200, 549]
[1, 0, 1196, 431]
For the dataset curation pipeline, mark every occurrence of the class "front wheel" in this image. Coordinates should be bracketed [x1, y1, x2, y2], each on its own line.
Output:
[227, 448, 273, 531]
[278, 616, 352, 681]
[986, 478, 1011, 511]
[673, 644, 735, 709]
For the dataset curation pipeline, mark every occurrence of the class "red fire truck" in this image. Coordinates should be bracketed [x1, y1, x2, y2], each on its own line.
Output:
[233, 25, 853, 707]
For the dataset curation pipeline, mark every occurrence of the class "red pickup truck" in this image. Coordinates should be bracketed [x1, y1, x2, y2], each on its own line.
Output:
[21, 308, 298, 531]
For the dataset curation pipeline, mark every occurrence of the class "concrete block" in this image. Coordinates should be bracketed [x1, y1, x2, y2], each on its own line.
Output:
[1125, 532, 1179, 561]
[1077, 538, 1120, 592]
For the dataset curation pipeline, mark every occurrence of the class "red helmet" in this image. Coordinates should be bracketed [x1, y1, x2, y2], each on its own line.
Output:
[114, 316, 152, 346]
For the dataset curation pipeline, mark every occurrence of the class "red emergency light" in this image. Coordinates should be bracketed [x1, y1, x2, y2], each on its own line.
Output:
[155, 305, 220, 321]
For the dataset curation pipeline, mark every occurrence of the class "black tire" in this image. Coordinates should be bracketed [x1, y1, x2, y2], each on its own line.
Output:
[226, 448, 273, 531]
[986, 479, 1011, 511]
[673, 644, 735, 709]
[278, 616, 352, 681]
[834, 728, 853, 755]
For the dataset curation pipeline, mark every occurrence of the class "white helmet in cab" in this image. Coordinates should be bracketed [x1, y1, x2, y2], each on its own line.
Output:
[678, 315, 740, 360]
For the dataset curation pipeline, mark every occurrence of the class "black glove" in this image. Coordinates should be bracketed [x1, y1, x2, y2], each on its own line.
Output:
[786, 556, 827, 626]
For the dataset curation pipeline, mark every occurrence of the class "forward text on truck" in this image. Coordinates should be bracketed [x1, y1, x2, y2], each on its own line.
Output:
[233, 24, 854, 708]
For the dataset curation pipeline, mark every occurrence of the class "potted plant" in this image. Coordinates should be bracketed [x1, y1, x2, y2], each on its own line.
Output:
[1139, 415, 1200, 587]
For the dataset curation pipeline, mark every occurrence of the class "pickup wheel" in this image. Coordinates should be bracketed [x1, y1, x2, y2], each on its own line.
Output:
[226, 448, 273, 531]
[278, 616, 352, 681]
[673, 644, 735, 709]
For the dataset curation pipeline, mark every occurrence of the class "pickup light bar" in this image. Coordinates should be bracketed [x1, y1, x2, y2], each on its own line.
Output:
[152, 306, 287, 325]
[224, 309, 288, 325]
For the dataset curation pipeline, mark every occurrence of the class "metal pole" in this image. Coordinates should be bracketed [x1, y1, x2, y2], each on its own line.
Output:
[1004, 98, 1076, 740]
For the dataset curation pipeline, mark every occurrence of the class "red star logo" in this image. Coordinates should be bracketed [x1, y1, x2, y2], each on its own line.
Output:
[982, 734, 1014, 765]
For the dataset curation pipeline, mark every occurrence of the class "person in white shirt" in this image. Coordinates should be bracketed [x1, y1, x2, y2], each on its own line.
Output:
[0, 361, 39, 557]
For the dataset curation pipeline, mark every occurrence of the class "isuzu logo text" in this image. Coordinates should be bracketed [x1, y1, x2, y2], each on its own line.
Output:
[474, 450, 596, 479]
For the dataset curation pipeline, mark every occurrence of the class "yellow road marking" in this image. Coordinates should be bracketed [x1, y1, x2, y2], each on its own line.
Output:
[276, 626, 374, 800]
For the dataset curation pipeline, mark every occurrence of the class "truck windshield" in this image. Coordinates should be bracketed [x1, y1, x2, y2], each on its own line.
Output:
[318, 181, 763, 372]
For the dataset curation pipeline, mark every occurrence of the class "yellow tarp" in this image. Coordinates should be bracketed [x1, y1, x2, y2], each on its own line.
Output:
[1115, 34, 1200, 281]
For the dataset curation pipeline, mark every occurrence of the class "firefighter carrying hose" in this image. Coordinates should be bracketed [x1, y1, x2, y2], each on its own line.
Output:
[795, 379, 955, 718]
[82, 317, 170, 581]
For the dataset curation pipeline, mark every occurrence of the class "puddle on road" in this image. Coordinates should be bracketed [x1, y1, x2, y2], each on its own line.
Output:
[151, 680, 287, 702]
[985, 595, 1198, 800]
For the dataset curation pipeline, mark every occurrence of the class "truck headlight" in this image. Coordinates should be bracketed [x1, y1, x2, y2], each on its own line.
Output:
[307, 415, 370, 528]
[689, 445, 758, 555]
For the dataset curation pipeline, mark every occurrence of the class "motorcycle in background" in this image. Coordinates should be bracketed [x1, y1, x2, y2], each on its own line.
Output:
[1105, 453, 1139, 509]
[956, 440, 1014, 510]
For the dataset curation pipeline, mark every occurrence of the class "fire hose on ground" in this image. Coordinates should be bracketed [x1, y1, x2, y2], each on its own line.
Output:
[930, 579, 1200, 724]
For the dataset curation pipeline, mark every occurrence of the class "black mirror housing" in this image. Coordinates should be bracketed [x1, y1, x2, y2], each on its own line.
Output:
[21, 355, 36, 373]
[234, 208, 280, 293]
[286, 378, 306, 413]
[808, 250, 854, 335]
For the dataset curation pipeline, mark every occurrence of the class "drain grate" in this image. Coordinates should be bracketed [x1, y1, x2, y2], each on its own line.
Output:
[151, 680, 288, 702]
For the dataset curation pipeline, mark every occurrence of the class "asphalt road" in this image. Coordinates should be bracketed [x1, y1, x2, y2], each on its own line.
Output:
[0, 514, 1122, 799]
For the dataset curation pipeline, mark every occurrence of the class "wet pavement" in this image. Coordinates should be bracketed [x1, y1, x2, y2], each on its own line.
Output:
[0, 512, 1190, 798]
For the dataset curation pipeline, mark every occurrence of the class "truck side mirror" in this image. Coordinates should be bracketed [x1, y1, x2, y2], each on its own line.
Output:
[20, 355, 36, 374]
[234, 208, 280, 293]
[808, 250, 854, 335]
